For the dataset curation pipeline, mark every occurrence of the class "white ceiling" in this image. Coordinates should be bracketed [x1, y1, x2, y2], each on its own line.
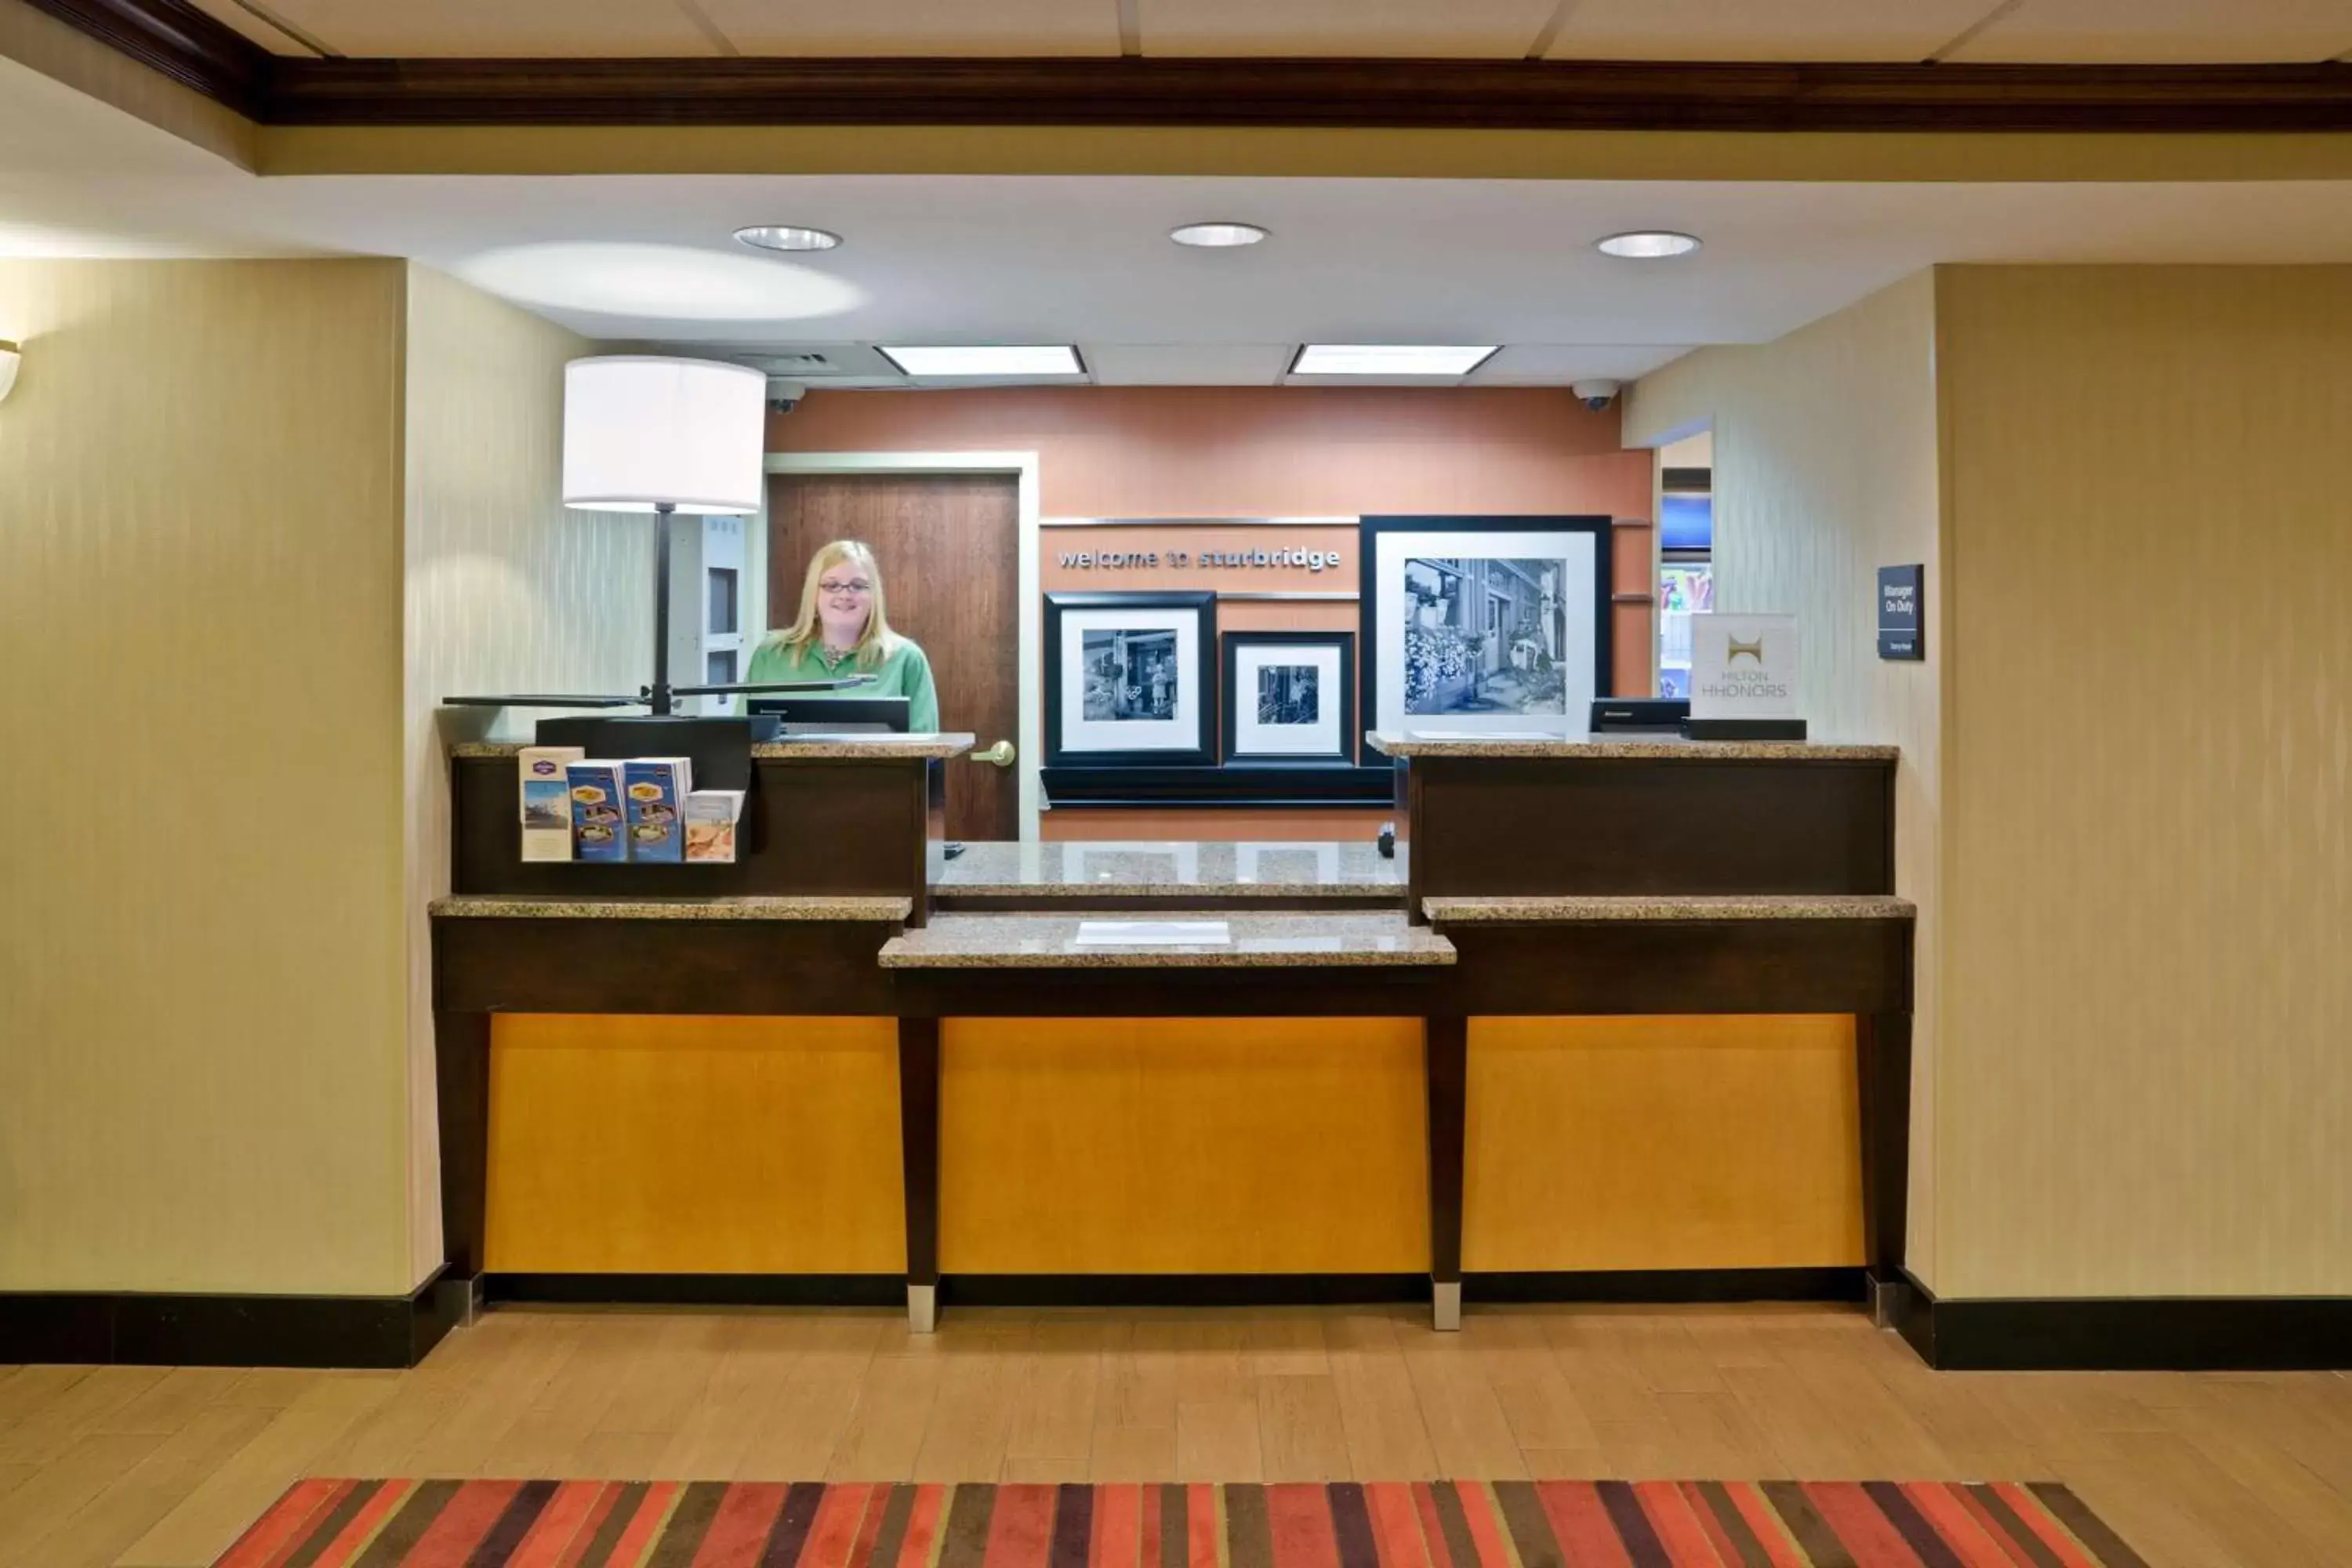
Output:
[11, 54, 2352, 387]
[183, 0, 2352, 61]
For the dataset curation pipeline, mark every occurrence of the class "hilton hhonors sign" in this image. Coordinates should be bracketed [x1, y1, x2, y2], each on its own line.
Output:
[1690, 613, 1800, 720]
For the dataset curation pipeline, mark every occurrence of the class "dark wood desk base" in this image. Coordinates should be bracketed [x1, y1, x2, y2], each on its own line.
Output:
[434, 913, 1912, 1338]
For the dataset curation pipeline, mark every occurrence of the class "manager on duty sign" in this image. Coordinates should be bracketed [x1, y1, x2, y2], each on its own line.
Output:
[1690, 613, 1800, 719]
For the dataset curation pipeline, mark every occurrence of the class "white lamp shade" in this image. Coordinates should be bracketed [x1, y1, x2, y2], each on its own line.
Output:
[561, 355, 765, 514]
[0, 343, 19, 404]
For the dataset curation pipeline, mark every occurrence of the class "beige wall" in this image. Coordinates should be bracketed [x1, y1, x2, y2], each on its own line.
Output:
[0, 259, 412, 1294]
[1934, 266, 2352, 1298]
[1632, 264, 2352, 1301]
[398, 266, 644, 1283]
[1626, 272, 1947, 1287]
[0, 259, 626, 1298]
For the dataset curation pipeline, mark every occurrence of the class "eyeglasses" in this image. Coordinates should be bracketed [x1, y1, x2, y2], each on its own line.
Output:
[818, 579, 873, 596]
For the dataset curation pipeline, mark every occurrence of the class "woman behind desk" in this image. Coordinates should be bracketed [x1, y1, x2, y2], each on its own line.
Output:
[748, 539, 940, 731]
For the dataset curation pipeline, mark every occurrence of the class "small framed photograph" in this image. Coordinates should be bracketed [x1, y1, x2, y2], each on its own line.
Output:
[1045, 590, 1218, 767]
[1221, 630, 1356, 766]
[1359, 515, 1613, 741]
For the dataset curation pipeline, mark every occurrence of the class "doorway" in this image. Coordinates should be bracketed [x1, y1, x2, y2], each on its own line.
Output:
[768, 472, 1022, 841]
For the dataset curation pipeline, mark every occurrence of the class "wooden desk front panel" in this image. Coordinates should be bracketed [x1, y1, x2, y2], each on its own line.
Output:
[483, 1014, 905, 1275]
[1408, 757, 1895, 900]
[1462, 1016, 1865, 1272]
[935, 1018, 1430, 1275]
[451, 756, 931, 903]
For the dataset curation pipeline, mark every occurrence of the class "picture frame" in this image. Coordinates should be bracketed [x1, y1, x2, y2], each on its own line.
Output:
[1044, 590, 1218, 767]
[1220, 630, 1357, 767]
[1358, 515, 1613, 741]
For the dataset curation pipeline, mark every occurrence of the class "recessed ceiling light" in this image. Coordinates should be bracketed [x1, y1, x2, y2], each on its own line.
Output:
[878, 345, 1085, 378]
[1595, 230, 1701, 260]
[1290, 344, 1499, 378]
[1171, 221, 1269, 249]
[735, 225, 843, 253]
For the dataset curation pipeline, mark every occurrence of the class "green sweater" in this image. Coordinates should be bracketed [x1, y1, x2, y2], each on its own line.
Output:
[743, 633, 941, 731]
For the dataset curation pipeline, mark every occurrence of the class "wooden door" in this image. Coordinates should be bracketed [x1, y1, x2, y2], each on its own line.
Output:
[768, 473, 1020, 841]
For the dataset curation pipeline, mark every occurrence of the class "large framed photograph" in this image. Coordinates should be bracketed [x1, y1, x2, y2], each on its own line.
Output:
[1221, 630, 1356, 766]
[1045, 590, 1218, 767]
[1359, 516, 1612, 740]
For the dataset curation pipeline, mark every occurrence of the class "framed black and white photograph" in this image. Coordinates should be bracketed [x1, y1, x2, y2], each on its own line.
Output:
[1045, 590, 1218, 766]
[1359, 516, 1612, 740]
[1221, 630, 1356, 766]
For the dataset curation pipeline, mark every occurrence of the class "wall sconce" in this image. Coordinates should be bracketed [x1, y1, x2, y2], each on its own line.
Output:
[0, 342, 18, 403]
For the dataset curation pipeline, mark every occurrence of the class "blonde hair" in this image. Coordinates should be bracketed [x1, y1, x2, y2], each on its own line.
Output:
[779, 539, 898, 669]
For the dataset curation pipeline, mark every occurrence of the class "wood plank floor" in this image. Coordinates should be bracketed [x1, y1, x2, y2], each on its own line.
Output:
[0, 1303, 2345, 1566]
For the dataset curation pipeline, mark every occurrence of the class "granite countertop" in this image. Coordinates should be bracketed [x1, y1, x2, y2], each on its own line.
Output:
[1422, 895, 1916, 923]
[935, 840, 1403, 898]
[451, 734, 975, 761]
[878, 911, 1455, 968]
[430, 895, 913, 922]
[1364, 731, 1900, 761]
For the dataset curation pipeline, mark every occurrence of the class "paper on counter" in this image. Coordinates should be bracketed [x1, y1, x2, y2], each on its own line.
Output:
[1406, 728, 1577, 741]
[1073, 920, 1232, 946]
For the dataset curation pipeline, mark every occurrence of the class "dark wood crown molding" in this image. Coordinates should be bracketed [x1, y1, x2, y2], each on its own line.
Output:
[24, 0, 2352, 134]
[268, 56, 2352, 133]
[20, 0, 272, 117]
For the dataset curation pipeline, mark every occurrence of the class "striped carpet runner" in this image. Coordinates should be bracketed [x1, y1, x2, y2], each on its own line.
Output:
[218, 1478, 2147, 1567]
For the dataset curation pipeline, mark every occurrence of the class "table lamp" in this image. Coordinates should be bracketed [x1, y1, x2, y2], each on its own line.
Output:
[445, 354, 866, 717]
[563, 355, 763, 717]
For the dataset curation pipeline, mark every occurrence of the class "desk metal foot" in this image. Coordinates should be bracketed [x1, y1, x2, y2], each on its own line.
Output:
[1432, 1281, 1461, 1332]
[1868, 1272, 1905, 1330]
[908, 1283, 937, 1334]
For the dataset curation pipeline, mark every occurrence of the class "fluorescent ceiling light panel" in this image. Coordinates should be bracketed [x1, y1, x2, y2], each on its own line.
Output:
[879, 345, 1083, 377]
[1290, 344, 1499, 377]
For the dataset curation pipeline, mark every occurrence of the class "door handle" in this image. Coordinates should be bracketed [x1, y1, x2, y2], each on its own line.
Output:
[972, 739, 1017, 768]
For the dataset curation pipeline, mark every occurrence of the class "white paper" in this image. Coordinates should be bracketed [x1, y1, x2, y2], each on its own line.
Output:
[1073, 920, 1231, 946]
[1406, 728, 1570, 742]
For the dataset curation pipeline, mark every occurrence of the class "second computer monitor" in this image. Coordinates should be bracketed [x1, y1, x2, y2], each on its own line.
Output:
[747, 696, 912, 734]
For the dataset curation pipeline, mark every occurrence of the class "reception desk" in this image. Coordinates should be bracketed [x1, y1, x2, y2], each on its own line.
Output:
[429, 729, 1911, 1338]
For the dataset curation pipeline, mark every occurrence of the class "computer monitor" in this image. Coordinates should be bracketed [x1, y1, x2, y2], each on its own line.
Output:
[747, 696, 912, 734]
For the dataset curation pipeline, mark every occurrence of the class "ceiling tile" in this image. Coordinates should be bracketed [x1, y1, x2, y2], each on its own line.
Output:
[1546, 0, 1991, 62]
[1086, 344, 1295, 384]
[182, 0, 316, 54]
[699, 0, 1121, 56]
[254, 0, 723, 57]
[1138, 0, 1557, 57]
[1947, 0, 2352, 63]
[1475, 345, 1693, 383]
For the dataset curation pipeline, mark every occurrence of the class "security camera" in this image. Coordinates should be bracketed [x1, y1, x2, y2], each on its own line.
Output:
[765, 379, 807, 414]
[1571, 379, 1621, 412]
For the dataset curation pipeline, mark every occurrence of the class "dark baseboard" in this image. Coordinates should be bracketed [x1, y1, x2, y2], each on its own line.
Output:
[1894, 1270, 2352, 1370]
[483, 1272, 904, 1308]
[942, 1274, 1429, 1308]
[0, 1268, 462, 1369]
[1468, 1268, 1867, 1304]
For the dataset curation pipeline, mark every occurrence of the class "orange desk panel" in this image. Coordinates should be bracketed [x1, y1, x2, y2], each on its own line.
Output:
[1463, 1016, 1865, 1272]
[938, 1018, 1428, 1275]
[484, 1014, 905, 1275]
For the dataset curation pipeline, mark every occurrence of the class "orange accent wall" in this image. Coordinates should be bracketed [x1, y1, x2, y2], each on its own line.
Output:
[770, 386, 1650, 517]
[771, 386, 1657, 699]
